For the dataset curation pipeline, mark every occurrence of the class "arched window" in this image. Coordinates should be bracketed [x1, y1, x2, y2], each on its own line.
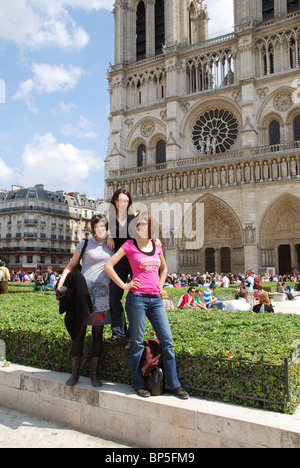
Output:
[188, 2, 197, 45]
[294, 115, 300, 141]
[262, 0, 274, 21]
[136, 2, 146, 61]
[263, 44, 275, 75]
[156, 140, 166, 164]
[155, 0, 165, 55]
[137, 144, 146, 167]
[287, 0, 299, 13]
[269, 120, 280, 145]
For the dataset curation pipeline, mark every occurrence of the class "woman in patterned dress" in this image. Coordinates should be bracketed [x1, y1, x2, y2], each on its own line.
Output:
[57, 214, 113, 387]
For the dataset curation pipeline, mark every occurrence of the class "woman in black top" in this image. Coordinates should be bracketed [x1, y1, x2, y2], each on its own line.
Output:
[106, 189, 136, 343]
[253, 290, 274, 313]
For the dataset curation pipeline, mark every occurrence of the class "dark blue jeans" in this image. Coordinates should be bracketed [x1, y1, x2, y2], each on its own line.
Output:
[125, 292, 181, 391]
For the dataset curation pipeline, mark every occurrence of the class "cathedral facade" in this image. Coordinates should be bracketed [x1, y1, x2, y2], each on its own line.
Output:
[105, 0, 300, 275]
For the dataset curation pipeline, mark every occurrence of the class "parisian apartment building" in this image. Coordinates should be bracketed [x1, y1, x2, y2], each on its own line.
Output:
[0, 184, 103, 271]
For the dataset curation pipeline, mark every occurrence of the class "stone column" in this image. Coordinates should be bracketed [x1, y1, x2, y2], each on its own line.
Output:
[146, 0, 156, 58]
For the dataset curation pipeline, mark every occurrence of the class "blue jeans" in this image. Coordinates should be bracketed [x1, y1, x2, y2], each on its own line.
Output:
[125, 292, 181, 391]
[209, 299, 225, 310]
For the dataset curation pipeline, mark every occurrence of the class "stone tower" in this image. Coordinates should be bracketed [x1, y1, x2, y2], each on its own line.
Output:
[106, 0, 300, 275]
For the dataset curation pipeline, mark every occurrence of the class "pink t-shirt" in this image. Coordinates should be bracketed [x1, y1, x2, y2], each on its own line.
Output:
[122, 240, 162, 295]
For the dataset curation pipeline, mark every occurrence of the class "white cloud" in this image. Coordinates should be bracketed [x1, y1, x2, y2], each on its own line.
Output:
[59, 102, 77, 113]
[32, 63, 85, 93]
[60, 116, 98, 139]
[14, 63, 85, 112]
[58, 0, 114, 10]
[0, 158, 15, 184]
[20, 133, 103, 191]
[0, 0, 115, 52]
[0, 0, 91, 51]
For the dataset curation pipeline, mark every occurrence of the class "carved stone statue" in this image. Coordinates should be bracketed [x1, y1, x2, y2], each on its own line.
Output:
[281, 158, 288, 178]
[206, 136, 211, 155]
[272, 160, 278, 179]
[291, 157, 297, 177]
[254, 162, 260, 181]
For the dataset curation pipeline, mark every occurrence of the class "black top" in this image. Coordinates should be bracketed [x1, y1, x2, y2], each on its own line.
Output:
[253, 304, 274, 313]
[111, 214, 136, 267]
[133, 239, 155, 256]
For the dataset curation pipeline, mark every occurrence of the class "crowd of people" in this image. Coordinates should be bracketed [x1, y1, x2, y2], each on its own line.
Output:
[161, 268, 300, 313]
[163, 271, 300, 289]
[1, 266, 59, 292]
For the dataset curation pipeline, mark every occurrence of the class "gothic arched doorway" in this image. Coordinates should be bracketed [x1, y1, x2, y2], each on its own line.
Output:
[259, 193, 300, 274]
[178, 194, 243, 274]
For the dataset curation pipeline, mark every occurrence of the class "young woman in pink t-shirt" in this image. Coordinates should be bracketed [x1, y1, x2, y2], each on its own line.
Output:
[105, 212, 188, 400]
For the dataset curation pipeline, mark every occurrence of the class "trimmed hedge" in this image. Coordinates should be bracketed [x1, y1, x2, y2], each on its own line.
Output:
[1, 286, 300, 413]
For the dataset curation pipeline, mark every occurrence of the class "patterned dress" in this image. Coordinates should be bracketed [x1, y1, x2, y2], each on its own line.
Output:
[76, 237, 113, 326]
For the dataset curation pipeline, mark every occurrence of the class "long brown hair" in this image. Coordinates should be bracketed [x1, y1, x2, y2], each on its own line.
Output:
[110, 188, 133, 211]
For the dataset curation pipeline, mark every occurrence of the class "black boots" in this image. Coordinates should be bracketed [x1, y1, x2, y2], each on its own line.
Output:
[90, 357, 102, 387]
[66, 357, 81, 387]
[66, 356, 102, 387]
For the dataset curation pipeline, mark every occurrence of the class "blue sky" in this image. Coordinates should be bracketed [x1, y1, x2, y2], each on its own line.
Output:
[0, 0, 233, 199]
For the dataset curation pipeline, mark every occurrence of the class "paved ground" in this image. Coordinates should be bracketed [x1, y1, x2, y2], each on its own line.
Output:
[271, 293, 300, 314]
[0, 293, 299, 448]
[0, 406, 133, 448]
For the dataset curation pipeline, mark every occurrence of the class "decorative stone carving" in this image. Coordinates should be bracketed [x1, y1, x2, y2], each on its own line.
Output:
[274, 93, 293, 112]
[125, 118, 135, 128]
[141, 120, 155, 138]
[114, 154, 299, 199]
[244, 225, 256, 245]
[192, 109, 239, 155]
[257, 87, 269, 100]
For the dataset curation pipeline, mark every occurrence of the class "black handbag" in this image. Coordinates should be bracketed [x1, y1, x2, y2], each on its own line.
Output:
[146, 366, 164, 396]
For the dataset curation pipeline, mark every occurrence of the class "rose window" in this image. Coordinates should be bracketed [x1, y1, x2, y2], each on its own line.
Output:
[192, 109, 239, 154]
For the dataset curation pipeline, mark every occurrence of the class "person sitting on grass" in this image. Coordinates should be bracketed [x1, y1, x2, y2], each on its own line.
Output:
[161, 289, 175, 310]
[177, 287, 198, 309]
[193, 289, 206, 310]
[225, 289, 252, 312]
[203, 283, 226, 310]
[253, 290, 274, 313]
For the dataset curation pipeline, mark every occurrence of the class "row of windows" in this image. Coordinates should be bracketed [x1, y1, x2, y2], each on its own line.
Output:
[136, 0, 165, 61]
[257, 33, 300, 77]
[11, 255, 65, 265]
[135, 116, 300, 167]
[263, 0, 299, 21]
[137, 140, 166, 167]
[269, 115, 300, 145]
